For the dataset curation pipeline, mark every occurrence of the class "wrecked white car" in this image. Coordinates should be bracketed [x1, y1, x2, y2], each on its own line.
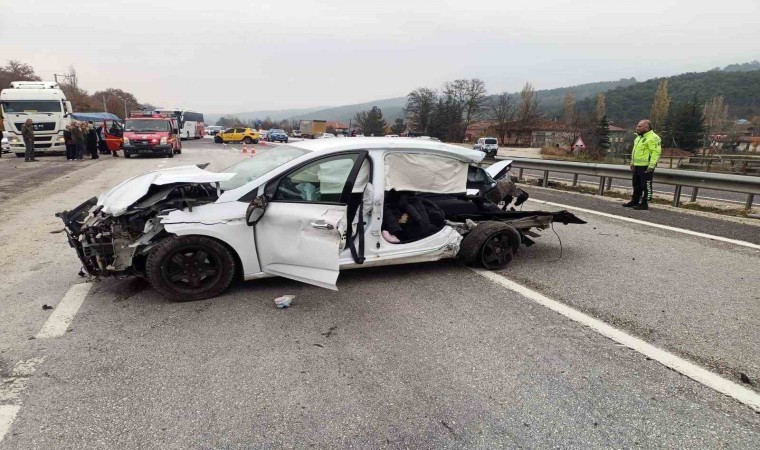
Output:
[57, 139, 584, 301]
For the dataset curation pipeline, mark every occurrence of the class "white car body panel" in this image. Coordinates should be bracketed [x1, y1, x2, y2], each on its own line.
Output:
[98, 165, 235, 216]
[162, 201, 261, 276]
[254, 202, 347, 290]
[485, 159, 513, 179]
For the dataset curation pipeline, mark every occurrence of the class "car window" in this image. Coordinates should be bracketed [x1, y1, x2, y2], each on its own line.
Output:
[271, 154, 361, 203]
[224, 128, 234, 134]
[218, 145, 310, 191]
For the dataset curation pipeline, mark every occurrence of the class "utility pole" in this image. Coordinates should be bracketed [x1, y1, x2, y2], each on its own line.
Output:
[123, 98, 128, 119]
[102, 96, 108, 113]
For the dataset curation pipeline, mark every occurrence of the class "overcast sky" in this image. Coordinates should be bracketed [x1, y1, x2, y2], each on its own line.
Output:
[2, 0, 758, 114]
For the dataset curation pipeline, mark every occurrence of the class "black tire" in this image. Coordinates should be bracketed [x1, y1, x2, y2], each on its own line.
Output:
[124, 152, 131, 159]
[253, 139, 259, 144]
[214, 137, 223, 144]
[459, 221, 520, 270]
[167, 151, 174, 158]
[244, 137, 253, 144]
[146, 235, 236, 302]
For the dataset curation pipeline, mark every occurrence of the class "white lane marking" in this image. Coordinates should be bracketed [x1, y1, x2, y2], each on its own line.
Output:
[36, 283, 92, 339]
[471, 269, 760, 412]
[0, 357, 45, 443]
[0, 406, 21, 443]
[529, 199, 760, 250]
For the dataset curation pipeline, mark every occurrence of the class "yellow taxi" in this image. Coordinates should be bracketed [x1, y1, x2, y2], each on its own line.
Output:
[213, 127, 261, 144]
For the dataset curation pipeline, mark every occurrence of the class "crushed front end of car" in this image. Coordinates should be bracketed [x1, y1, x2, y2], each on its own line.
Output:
[56, 166, 230, 279]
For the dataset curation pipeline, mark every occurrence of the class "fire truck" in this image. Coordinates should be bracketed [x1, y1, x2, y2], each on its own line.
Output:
[122, 111, 181, 159]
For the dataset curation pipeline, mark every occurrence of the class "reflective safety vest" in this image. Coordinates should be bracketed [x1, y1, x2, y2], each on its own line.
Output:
[631, 130, 662, 168]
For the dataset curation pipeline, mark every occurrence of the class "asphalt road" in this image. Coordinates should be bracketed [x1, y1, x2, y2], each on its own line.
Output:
[1, 139, 759, 448]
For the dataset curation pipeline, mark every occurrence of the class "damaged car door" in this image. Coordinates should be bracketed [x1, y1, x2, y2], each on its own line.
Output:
[253, 152, 369, 290]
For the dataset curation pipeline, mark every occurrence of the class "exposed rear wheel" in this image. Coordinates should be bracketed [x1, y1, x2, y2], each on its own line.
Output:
[458, 221, 520, 270]
[244, 137, 253, 144]
[146, 236, 236, 302]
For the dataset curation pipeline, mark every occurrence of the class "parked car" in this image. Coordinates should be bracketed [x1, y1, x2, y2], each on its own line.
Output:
[266, 129, 289, 143]
[56, 138, 585, 301]
[206, 126, 224, 136]
[474, 137, 499, 157]
[214, 127, 260, 144]
[316, 132, 336, 139]
[1, 131, 10, 153]
[291, 130, 302, 138]
[385, 134, 399, 138]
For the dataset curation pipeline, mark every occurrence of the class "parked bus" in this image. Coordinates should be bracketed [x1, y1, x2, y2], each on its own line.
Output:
[154, 108, 205, 140]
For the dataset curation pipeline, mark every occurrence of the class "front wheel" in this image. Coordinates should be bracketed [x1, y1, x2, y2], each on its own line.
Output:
[214, 137, 223, 144]
[146, 235, 236, 302]
[243, 137, 253, 144]
[253, 139, 259, 144]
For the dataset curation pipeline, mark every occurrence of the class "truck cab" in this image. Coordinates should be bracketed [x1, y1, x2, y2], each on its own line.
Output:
[122, 111, 181, 159]
[0, 81, 73, 157]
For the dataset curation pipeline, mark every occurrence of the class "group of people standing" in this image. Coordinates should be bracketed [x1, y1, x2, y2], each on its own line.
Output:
[62, 121, 119, 161]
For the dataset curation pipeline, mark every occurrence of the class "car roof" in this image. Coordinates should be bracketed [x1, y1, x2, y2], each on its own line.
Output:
[286, 137, 485, 163]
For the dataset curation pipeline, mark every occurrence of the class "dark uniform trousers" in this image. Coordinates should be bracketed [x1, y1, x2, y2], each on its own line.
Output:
[631, 166, 654, 205]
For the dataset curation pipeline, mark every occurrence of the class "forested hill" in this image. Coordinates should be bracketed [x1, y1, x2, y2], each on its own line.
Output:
[577, 69, 760, 126]
[531, 78, 638, 113]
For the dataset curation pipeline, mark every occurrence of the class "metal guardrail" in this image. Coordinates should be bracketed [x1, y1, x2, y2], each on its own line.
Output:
[509, 158, 759, 209]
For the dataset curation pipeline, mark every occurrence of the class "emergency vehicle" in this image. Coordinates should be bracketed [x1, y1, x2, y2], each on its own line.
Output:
[122, 111, 181, 159]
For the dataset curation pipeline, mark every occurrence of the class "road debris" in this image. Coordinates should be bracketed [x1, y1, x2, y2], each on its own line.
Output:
[41, 304, 53, 310]
[274, 295, 295, 309]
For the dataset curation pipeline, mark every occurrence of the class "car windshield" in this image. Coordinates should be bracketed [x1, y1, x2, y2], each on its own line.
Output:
[270, 129, 284, 133]
[485, 138, 497, 144]
[125, 119, 169, 132]
[1, 100, 62, 113]
[219, 145, 310, 190]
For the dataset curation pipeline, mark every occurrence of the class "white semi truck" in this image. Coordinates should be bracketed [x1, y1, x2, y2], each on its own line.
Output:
[0, 81, 73, 157]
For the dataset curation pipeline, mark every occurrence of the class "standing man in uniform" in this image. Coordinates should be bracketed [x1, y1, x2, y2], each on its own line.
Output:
[623, 119, 661, 210]
[21, 118, 38, 162]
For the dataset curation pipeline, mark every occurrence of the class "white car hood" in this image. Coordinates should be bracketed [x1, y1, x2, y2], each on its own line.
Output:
[97, 165, 236, 216]
[485, 160, 513, 179]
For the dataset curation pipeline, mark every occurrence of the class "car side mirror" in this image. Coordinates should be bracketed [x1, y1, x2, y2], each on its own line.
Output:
[246, 195, 268, 226]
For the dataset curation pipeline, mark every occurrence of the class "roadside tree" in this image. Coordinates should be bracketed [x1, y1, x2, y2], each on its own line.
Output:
[650, 80, 671, 132]
[516, 82, 539, 129]
[487, 92, 515, 145]
[563, 92, 575, 126]
[444, 78, 487, 140]
[390, 118, 406, 135]
[405, 88, 437, 134]
[591, 115, 611, 158]
[92, 88, 141, 119]
[702, 95, 729, 143]
[662, 97, 705, 152]
[0, 60, 40, 90]
[428, 95, 465, 142]
[355, 106, 387, 136]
